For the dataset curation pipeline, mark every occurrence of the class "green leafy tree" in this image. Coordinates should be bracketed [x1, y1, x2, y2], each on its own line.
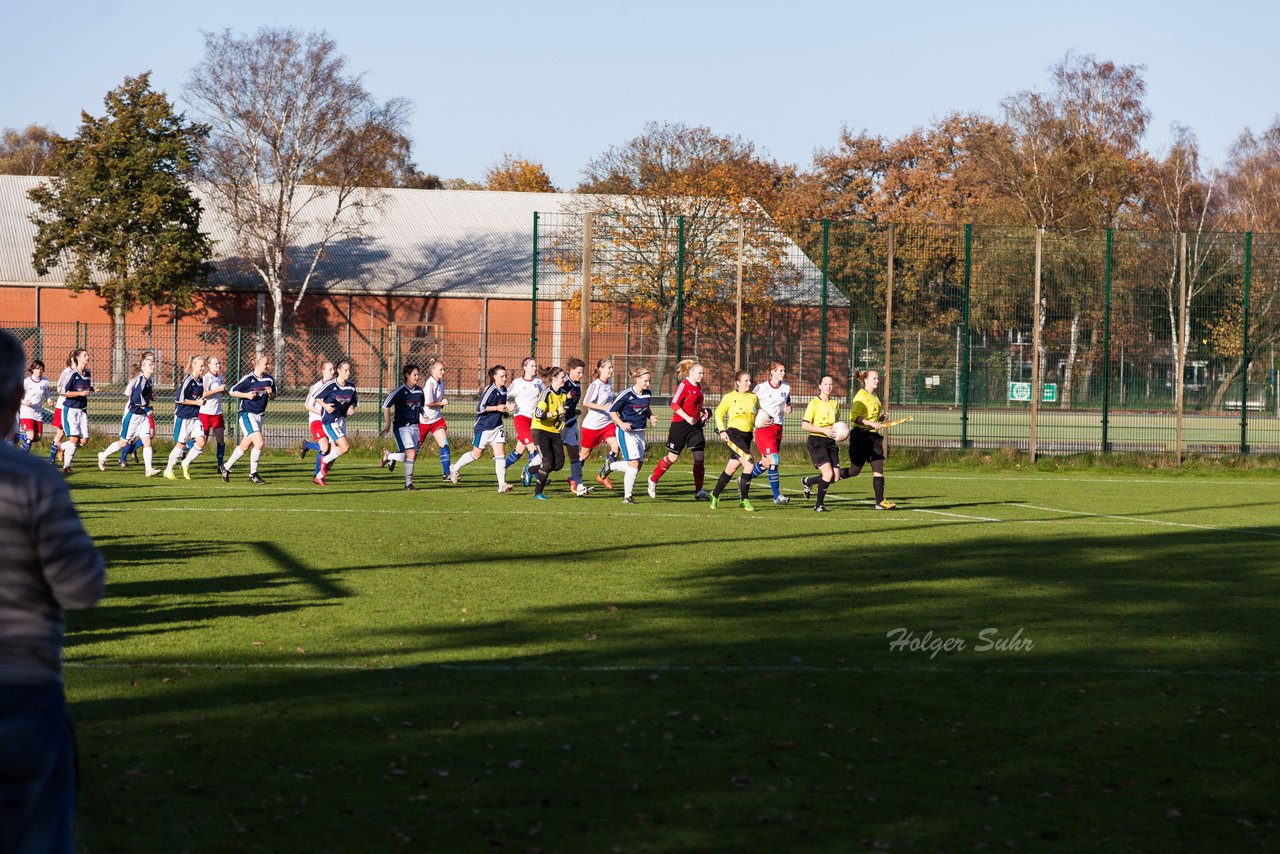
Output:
[28, 73, 213, 381]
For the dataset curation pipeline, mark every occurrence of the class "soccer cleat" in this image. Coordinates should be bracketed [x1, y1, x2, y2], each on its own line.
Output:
[132, 449, 141, 464]
[709, 494, 720, 509]
[693, 489, 710, 501]
[814, 504, 828, 513]
[647, 477, 657, 499]
[404, 483, 419, 491]
[181, 462, 192, 480]
[521, 464, 531, 487]
[62, 466, 73, 475]
[118, 462, 129, 470]
[567, 478, 577, 492]
[448, 469, 460, 485]
[740, 499, 756, 512]
[163, 468, 176, 480]
[313, 474, 327, 487]
[874, 501, 897, 511]
[219, 464, 230, 483]
[97, 452, 106, 471]
[380, 450, 390, 469]
[773, 495, 791, 506]
[441, 474, 452, 483]
[145, 468, 162, 477]
[575, 484, 595, 497]
[249, 473, 266, 484]
[533, 493, 550, 501]
[387, 458, 396, 472]
[595, 474, 614, 490]
[801, 479, 813, 500]
[298, 443, 309, 460]
[498, 483, 515, 494]
[621, 496, 636, 504]
[319, 460, 329, 479]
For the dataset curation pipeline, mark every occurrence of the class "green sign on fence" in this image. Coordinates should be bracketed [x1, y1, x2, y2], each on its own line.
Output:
[1041, 383, 1057, 403]
[1008, 382, 1031, 402]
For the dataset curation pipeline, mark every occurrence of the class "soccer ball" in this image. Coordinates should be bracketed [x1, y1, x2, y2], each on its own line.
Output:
[754, 410, 773, 429]
[831, 421, 850, 441]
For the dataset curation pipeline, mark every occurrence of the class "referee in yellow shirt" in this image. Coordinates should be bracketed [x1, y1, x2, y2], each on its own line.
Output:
[840, 369, 895, 510]
[710, 370, 760, 511]
[800, 374, 841, 512]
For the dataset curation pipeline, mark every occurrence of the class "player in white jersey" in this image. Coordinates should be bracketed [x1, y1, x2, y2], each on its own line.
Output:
[299, 361, 336, 480]
[199, 356, 229, 471]
[748, 361, 794, 505]
[578, 358, 622, 490]
[47, 360, 73, 464]
[419, 359, 452, 481]
[504, 357, 544, 486]
[18, 360, 49, 454]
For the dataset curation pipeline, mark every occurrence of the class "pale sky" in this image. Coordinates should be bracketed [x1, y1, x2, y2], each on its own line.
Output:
[5, 0, 1278, 187]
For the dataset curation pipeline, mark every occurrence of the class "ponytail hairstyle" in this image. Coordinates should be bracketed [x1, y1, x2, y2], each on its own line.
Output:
[133, 351, 155, 375]
[542, 365, 566, 383]
[735, 369, 752, 384]
[185, 354, 204, 379]
[69, 348, 87, 368]
[487, 364, 507, 385]
[675, 359, 696, 380]
[631, 366, 653, 381]
[595, 357, 612, 378]
[402, 363, 420, 383]
[854, 369, 878, 387]
[768, 361, 785, 373]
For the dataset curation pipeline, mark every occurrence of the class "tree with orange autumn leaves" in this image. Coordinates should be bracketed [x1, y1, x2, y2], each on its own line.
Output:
[485, 155, 557, 192]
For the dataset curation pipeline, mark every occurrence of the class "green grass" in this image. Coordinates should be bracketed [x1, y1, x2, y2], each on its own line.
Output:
[61, 450, 1280, 851]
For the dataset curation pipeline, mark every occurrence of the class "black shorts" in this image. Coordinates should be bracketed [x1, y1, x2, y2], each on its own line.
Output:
[665, 420, 706, 454]
[807, 435, 840, 469]
[849, 429, 885, 467]
[723, 428, 753, 457]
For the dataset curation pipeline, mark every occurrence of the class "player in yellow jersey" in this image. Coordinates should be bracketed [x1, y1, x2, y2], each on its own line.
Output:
[709, 370, 760, 511]
[800, 374, 841, 512]
[840, 369, 894, 509]
[529, 366, 568, 500]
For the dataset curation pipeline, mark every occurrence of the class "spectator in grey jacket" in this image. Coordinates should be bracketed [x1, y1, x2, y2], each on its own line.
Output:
[0, 330, 105, 853]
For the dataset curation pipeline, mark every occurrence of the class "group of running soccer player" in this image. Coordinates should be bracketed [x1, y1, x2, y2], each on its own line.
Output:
[11, 349, 897, 511]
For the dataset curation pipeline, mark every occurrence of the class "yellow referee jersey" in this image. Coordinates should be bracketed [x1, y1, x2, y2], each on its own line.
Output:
[850, 388, 883, 431]
[532, 388, 567, 433]
[715, 391, 758, 432]
[803, 396, 840, 436]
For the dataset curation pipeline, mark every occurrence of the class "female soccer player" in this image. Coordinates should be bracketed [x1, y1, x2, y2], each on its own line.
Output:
[647, 359, 709, 501]
[560, 358, 590, 495]
[607, 366, 655, 504]
[221, 353, 276, 484]
[578, 358, 621, 491]
[164, 355, 209, 479]
[315, 361, 359, 486]
[420, 359, 452, 481]
[18, 360, 49, 454]
[710, 370, 760, 511]
[97, 353, 160, 476]
[47, 358, 73, 463]
[840, 369, 895, 510]
[505, 357, 544, 485]
[300, 361, 337, 478]
[199, 356, 229, 471]
[800, 374, 841, 513]
[529, 366, 568, 500]
[381, 364, 426, 490]
[57, 349, 95, 474]
[748, 361, 793, 505]
[449, 365, 514, 492]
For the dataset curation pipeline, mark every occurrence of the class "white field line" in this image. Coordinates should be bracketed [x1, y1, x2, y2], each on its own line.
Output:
[898, 473, 1280, 487]
[1009, 502, 1280, 540]
[63, 660, 1280, 678]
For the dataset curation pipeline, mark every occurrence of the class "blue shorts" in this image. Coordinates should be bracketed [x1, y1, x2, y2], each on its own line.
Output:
[0, 682, 77, 853]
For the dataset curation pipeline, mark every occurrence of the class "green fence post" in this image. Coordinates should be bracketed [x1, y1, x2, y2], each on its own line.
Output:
[1241, 232, 1253, 454]
[530, 212, 539, 359]
[1101, 229, 1113, 453]
[820, 219, 830, 377]
[675, 215, 686, 363]
[960, 224, 972, 449]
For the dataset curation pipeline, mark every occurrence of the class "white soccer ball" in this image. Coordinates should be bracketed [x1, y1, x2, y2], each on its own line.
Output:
[754, 410, 773, 429]
[831, 421, 850, 441]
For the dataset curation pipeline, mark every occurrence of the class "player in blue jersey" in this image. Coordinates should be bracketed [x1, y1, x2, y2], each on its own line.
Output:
[57, 349, 96, 474]
[97, 352, 161, 476]
[559, 358, 594, 496]
[380, 364, 426, 490]
[607, 366, 656, 504]
[448, 364, 515, 493]
[163, 355, 210, 480]
[314, 361, 359, 486]
[220, 353, 276, 484]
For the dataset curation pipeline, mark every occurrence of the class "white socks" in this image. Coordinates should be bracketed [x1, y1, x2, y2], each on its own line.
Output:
[61, 441, 77, 467]
[403, 459, 414, 486]
[249, 447, 261, 473]
[103, 441, 123, 457]
[182, 444, 203, 466]
[495, 458, 506, 487]
[143, 446, 153, 470]
[321, 447, 341, 465]
[452, 450, 477, 473]
[166, 444, 184, 470]
[386, 451, 407, 463]
[224, 446, 245, 471]
[623, 466, 639, 498]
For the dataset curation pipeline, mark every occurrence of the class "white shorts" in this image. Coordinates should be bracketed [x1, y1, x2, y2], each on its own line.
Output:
[322, 419, 348, 442]
[237, 411, 264, 437]
[473, 426, 505, 450]
[19, 404, 43, 422]
[62, 406, 89, 439]
[172, 416, 205, 444]
[618, 428, 647, 462]
[561, 424, 581, 447]
[393, 423, 421, 453]
[120, 412, 152, 442]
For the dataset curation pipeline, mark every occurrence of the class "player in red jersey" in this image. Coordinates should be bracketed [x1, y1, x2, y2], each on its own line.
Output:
[646, 359, 710, 500]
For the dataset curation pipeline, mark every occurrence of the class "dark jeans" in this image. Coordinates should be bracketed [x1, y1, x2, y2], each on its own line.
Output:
[0, 681, 77, 854]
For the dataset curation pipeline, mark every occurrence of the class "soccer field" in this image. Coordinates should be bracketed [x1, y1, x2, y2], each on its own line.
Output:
[62, 455, 1279, 851]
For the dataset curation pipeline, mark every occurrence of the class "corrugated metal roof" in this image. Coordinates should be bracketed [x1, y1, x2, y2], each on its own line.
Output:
[0, 175, 846, 306]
